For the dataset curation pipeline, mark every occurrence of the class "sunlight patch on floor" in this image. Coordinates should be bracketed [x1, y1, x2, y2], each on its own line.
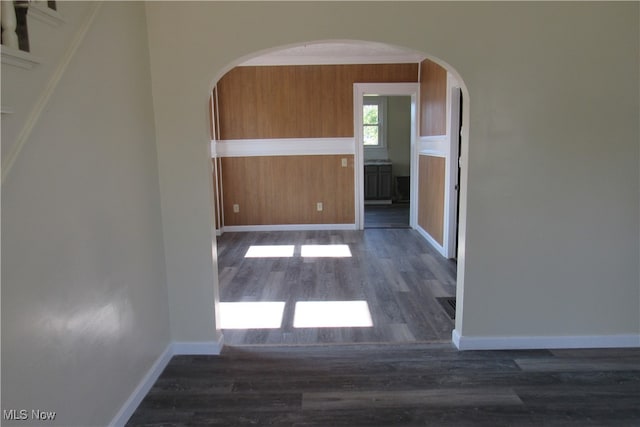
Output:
[300, 244, 352, 258]
[245, 245, 295, 258]
[293, 300, 373, 328]
[219, 301, 286, 329]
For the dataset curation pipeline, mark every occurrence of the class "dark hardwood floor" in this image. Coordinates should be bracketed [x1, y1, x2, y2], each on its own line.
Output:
[128, 230, 640, 426]
[216, 229, 456, 345]
[364, 203, 410, 228]
[127, 343, 640, 426]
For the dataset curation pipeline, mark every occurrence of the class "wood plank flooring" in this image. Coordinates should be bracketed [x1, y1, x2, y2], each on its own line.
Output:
[127, 344, 640, 426]
[216, 229, 457, 345]
[364, 203, 410, 228]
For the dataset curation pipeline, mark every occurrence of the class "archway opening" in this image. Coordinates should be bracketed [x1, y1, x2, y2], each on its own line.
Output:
[207, 40, 469, 347]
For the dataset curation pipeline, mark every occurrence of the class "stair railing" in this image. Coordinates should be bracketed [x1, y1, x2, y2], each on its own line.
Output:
[1, 1, 20, 49]
[2, 1, 57, 51]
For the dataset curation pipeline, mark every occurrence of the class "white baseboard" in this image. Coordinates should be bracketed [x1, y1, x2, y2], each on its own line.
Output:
[223, 224, 357, 232]
[452, 329, 640, 350]
[109, 343, 173, 427]
[172, 335, 224, 355]
[110, 336, 224, 426]
[415, 225, 447, 257]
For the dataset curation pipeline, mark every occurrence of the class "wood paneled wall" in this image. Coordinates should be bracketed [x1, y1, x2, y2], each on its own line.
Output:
[209, 94, 214, 140]
[418, 155, 445, 245]
[221, 155, 355, 225]
[420, 59, 447, 137]
[216, 64, 418, 140]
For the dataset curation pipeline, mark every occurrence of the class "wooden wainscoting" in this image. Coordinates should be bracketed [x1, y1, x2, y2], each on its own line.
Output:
[216, 64, 418, 140]
[420, 59, 447, 137]
[221, 155, 355, 226]
[418, 154, 445, 245]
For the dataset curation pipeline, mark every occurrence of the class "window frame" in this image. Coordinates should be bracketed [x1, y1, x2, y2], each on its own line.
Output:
[362, 96, 387, 149]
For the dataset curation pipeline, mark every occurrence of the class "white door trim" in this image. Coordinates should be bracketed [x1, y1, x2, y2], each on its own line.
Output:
[353, 83, 421, 230]
[446, 87, 462, 258]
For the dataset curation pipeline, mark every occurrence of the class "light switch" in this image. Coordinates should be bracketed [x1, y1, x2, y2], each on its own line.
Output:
[341, 158, 348, 167]
[233, 204, 240, 213]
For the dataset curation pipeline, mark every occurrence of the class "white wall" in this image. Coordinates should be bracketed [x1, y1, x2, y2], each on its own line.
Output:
[386, 96, 411, 178]
[1, 2, 170, 425]
[145, 1, 639, 346]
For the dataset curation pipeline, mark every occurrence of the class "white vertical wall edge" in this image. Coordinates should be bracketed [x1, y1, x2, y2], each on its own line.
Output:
[452, 329, 640, 350]
[447, 86, 462, 259]
[109, 336, 224, 426]
[213, 82, 224, 230]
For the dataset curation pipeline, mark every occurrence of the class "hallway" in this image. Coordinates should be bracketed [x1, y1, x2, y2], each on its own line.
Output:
[216, 229, 456, 345]
[364, 203, 411, 228]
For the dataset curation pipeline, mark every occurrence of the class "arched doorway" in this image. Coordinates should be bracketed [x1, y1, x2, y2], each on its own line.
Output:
[207, 40, 469, 346]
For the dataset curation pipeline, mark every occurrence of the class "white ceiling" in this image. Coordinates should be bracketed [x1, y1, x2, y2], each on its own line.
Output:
[239, 41, 425, 66]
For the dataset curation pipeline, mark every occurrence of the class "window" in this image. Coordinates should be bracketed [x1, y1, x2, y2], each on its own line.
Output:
[363, 96, 385, 147]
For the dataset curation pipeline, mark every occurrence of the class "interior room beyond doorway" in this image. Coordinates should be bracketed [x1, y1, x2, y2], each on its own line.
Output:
[363, 95, 412, 229]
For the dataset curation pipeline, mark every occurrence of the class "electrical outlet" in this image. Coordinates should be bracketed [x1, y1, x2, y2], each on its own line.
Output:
[316, 202, 323, 212]
[341, 158, 348, 167]
[233, 204, 240, 213]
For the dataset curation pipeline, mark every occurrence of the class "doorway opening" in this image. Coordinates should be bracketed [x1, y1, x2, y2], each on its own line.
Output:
[354, 83, 420, 232]
[362, 95, 412, 229]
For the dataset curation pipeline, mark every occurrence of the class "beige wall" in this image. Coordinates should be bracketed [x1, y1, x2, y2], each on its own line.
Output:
[2, 2, 637, 424]
[145, 1, 639, 343]
[2, 2, 170, 425]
